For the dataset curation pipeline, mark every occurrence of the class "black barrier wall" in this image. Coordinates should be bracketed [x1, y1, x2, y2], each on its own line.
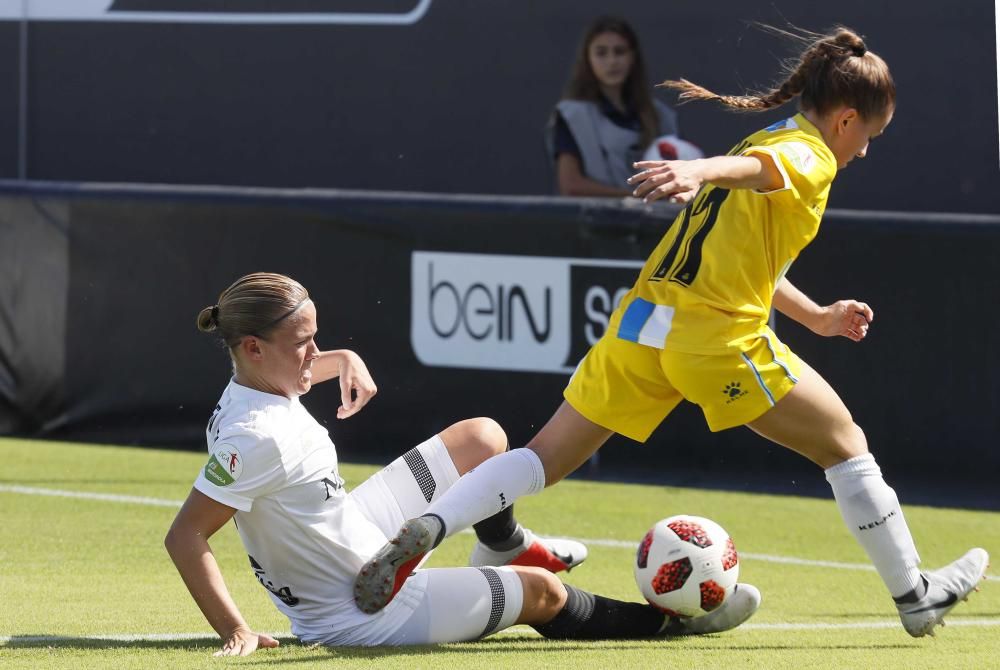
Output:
[1, 181, 999, 500]
[0, 1, 998, 215]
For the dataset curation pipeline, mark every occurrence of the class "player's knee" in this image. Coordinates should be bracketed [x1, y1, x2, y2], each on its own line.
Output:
[538, 573, 567, 619]
[517, 567, 567, 623]
[441, 417, 508, 465]
[821, 422, 869, 468]
[842, 422, 869, 458]
[467, 417, 508, 458]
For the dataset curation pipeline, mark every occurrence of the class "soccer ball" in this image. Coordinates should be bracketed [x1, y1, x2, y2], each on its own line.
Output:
[641, 134, 705, 162]
[634, 514, 739, 618]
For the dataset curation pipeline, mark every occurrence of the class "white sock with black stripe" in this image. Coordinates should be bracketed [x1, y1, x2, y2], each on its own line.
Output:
[825, 453, 923, 598]
[424, 448, 546, 540]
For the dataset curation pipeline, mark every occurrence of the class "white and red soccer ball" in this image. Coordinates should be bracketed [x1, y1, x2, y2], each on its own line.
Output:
[634, 514, 739, 618]
[642, 134, 705, 162]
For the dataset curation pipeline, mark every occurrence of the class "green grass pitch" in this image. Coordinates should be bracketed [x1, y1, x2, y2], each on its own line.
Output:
[0, 437, 996, 669]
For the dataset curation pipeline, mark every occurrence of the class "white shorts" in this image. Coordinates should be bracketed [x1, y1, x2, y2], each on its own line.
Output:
[313, 434, 524, 646]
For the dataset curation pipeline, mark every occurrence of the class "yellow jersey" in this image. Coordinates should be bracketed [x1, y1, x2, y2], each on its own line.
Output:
[611, 113, 838, 354]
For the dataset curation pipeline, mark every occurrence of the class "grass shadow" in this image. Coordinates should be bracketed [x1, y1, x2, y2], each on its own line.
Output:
[2, 635, 705, 658]
[211, 635, 924, 665]
[0, 632, 932, 666]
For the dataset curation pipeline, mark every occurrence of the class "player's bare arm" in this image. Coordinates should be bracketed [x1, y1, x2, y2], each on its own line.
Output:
[773, 278, 873, 342]
[164, 489, 280, 657]
[311, 349, 378, 418]
[628, 153, 784, 204]
[556, 153, 632, 198]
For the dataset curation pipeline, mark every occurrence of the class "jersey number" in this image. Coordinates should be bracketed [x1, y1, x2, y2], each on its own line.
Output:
[249, 555, 299, 606]
[649, 187, 730, 287]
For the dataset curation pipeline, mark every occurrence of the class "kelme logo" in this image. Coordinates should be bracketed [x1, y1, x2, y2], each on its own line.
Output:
[723, 382, 749, 404]
[205, 445, 244, 487]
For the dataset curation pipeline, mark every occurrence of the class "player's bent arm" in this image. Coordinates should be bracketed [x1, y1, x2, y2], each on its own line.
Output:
[311, 349, 370, 385]
[693, 154, 785, 191]
[773, 278, 874, 342]
[164, 489, 278, 656]
[630, 154, 784, 203]
[311, 349, 346, 383]
[772, 278, 825, 332]
[310, 349, 378, 418]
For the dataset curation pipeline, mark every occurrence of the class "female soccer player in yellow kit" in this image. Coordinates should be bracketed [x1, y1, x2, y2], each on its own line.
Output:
[357, 27, 988, 637]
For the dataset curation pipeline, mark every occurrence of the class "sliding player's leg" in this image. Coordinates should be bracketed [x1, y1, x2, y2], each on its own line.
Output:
[350, 420, 587, 614]
[419, 406, 612, 544]
[382, 565, 759, 645]
[356, 334, 680, 613]
[436, 418, 587, 572]
[394, 332, 673, 545]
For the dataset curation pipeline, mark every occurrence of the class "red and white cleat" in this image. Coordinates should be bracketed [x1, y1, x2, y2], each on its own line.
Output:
[469, 527, 588, 573]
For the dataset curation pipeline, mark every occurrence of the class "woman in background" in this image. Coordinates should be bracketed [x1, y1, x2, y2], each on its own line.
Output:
[548, 16, 697, 197]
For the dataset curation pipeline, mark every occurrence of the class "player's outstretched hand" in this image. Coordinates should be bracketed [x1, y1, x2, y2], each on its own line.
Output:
[811, 300, 874, 342]
[214, 628, 279, 657]
[628, 160, 703, 204]
[334, 349, 378, 419]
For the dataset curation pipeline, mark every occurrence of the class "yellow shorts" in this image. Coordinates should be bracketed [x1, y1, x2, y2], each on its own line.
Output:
[563, 327, 802, 441]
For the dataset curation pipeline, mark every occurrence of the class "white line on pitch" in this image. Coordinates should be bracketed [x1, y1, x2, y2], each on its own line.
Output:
[5, 617, 1000, 645]
[529, 533, 1000, 582]
[741, 619, 1000, 630]
[0, 633, 224, 644]
[2, 484, 996, 583]
[0, 484, 181, 507]
[497, 618, 1000, 633]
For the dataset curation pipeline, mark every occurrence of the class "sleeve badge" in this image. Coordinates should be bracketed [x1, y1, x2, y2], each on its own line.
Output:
[205, 444, 244, 487]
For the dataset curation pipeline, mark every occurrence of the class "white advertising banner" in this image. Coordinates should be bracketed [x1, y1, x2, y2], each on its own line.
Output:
[411, 251, 643, 374]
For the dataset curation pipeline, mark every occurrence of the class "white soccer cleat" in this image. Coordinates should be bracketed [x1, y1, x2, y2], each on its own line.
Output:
[661, 583, 761, 636]
[895, 547, 989, 637]
[469, 527, 588, 573]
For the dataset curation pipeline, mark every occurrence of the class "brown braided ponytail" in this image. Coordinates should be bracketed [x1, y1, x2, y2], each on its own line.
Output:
[660, 26, 895, 120]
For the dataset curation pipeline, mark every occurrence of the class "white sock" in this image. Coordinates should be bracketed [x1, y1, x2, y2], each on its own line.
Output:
[425, 448, 546, 540]
[825, 453, 923, 598]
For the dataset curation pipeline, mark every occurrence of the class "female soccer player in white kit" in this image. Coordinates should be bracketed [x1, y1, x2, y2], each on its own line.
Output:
[165, 272, 761, 656]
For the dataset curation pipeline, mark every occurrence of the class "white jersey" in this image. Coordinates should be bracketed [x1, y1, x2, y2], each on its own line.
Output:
[193, 380, 414, 641]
